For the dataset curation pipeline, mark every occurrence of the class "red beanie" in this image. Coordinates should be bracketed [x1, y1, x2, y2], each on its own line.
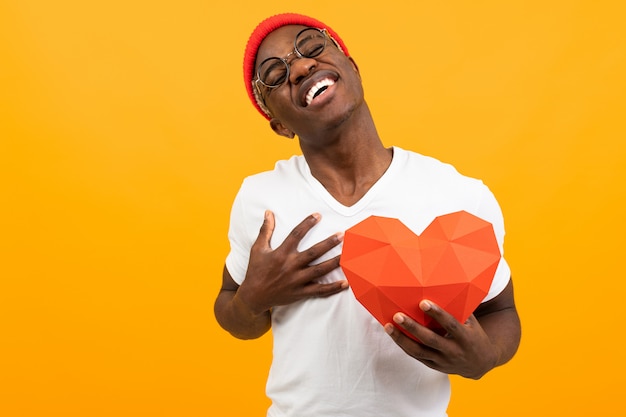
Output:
[243, 13, 350, 120]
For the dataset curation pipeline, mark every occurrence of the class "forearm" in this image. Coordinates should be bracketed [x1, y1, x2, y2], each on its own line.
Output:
[214, 289, 271, 340]
[476, 306, 521, 368]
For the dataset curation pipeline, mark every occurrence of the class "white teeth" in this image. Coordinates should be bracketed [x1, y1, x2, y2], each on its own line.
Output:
[305, 78, 335, 106]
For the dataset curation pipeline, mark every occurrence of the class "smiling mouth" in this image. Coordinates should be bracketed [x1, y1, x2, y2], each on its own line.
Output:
[305, 78, 335, 106]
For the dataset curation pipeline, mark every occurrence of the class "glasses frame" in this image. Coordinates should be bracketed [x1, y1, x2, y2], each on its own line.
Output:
[254, 27, 329, 94]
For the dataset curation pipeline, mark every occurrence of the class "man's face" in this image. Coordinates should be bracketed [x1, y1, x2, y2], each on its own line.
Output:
[254, 25, 364, 139]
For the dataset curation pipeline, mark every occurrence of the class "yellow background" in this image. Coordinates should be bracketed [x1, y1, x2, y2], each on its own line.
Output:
[2, 0, 625, 415]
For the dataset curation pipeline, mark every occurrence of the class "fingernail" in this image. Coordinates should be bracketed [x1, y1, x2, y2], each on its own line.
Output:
[420, 300, 432, 311]
[335, 231, 344, 242]
[340, 280, 349, 289]
[393, 313, 405, 324]
[264, 210, 270, 220]
[311, 213, 321, 221]
[384, 324, 394, 335]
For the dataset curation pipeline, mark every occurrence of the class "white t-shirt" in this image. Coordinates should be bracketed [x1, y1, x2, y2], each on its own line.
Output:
[225, 147, 511, 417]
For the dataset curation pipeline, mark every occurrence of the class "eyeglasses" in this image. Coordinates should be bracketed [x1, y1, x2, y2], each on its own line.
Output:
[254, 27, 329, 91]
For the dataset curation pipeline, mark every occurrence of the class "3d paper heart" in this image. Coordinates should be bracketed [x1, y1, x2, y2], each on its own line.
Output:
[340, 210, 501, 338]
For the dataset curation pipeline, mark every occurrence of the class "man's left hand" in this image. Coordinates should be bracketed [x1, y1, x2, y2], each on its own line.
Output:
[384, 300, 500, 379]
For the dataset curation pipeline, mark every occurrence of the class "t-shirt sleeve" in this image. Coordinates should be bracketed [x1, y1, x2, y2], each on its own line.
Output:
[474, 183, 511, 302]
[224, 186, 253, 286]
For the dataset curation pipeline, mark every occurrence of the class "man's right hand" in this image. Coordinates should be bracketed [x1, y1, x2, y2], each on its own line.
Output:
[236, 210, 348, 316]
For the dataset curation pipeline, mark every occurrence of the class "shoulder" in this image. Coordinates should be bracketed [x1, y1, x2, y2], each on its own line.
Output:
[394, 147, 485, 188]
[239, 154, 306, 190]
[388, 147, 503, 230]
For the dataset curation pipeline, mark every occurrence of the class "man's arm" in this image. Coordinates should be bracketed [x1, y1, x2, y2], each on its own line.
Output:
[214, 266, 272, 339]
[470, 279, 522, 369]
[384, 278, 521, 379]
[214, 210, 348, 340]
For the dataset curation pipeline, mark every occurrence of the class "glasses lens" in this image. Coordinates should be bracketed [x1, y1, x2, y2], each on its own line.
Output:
[256, 28, 327, 88]
[295, 28, 326, 58]
[257, 57, 289, 87]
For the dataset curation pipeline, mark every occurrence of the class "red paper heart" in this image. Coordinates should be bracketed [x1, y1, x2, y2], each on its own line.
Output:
[340, 210, 501, 338]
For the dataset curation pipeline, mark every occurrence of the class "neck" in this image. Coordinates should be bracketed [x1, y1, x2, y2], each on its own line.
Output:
[298, 105, 393, 206]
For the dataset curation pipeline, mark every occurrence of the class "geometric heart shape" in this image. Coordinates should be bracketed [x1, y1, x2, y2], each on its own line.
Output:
[340, 211, 501, 339]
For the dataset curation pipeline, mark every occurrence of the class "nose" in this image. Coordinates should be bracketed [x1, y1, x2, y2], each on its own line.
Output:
[288, 56, 316, 85]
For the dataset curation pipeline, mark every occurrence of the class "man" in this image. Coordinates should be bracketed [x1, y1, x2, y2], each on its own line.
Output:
[214, 12, 521, 417]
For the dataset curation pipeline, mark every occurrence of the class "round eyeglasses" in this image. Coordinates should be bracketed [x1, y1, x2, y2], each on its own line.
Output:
[254, 27, 328, 90]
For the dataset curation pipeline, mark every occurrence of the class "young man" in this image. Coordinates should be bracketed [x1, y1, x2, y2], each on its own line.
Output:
[214, 13, 521, 417]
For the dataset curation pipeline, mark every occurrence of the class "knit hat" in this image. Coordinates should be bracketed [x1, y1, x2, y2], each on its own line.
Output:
[243, 13, 350, 120]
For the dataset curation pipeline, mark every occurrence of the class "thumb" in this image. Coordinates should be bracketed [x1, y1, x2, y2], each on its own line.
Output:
[255, 210, 276, 251]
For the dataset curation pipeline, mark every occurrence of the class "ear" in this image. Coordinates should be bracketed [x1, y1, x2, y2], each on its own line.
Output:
[270, 118, 295, 139]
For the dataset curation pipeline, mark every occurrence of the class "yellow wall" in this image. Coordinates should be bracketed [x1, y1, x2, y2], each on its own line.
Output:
[2, 0, 625, 415]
